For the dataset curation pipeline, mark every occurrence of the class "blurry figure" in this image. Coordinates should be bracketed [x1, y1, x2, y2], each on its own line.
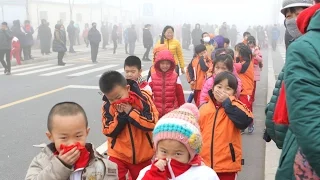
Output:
[224, 38, 230, 48]
[128, 24, 137, 55]
[192, 23, 202, 47]
[219, 22, 228, 37]
[82, 23, 89, 47]
[11, 20, 24, 61]
[142, 24, 153, 61]
[182, 23, 191, 50]
[38, 19, 52, 55]
[201, 32, 214, 57]
[101, 22, 108, 49]
[111, 25, 118, 54]
[52, 24, 67, 66]
[229, 25, 238, 47]
[67, 20, 76, 53]
[21, 20, 34, 60]
[74, 23, 80, 45]
[123, 26, 129, 54]
[271, 24, 280, 51]
[0, 22, 13, 75]
[11, 37, 21, 65]
[88, 22, 101, 63]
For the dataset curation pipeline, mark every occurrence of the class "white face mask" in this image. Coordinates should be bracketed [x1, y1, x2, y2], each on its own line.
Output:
[203, 37, 210, 43]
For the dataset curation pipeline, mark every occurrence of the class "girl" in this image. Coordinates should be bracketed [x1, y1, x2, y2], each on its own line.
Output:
[199, 71, 253, 180]
[247, 36, 263, 102]
[187, 44, 210, 107]
[235, 43, 255, 134]
[137, 103, 219, 180]
[158, 26, 185, 75]
[200, 52, 242, 106]
[201, 32, 214, 57]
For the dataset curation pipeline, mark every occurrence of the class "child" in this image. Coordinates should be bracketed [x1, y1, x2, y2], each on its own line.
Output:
[200, 52, 242, 106]
[199, 72, 253, 180]
[124, 55, 152, 93]
[187, 44, 210, 107]
[25, 102, 118, 179]
[242, 32, 251, 45]
[201, 32, 214, 57]
[146, 44, 167, 81]
[247, 36, 263, 103]
[137, 103, 220, 180]
[223, 38, 230, 48]
[11, 36, 21, 65]
[99, 71, 159, 180]
[148, 50, 185, 118]
[235, 43, 255, 134]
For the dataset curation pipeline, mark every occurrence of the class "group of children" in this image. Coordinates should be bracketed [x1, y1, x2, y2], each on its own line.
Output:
[25, 31, 262, 180]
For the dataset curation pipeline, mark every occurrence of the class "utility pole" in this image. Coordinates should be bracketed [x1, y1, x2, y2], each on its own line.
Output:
[26, 0, 30, 20]
[69, 0, 75, 21]
[1, 5, 4, 22]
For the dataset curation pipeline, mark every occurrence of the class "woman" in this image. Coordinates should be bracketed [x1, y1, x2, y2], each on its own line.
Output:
[52, 24, 67, 66]
[112, 25, 118, 54]
[158, 26, 185, 75]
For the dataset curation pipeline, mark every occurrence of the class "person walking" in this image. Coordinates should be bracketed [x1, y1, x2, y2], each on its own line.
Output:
[142, 24, 153, 61]
[67, 20, 76, 53]
[88, 22, 101, 63]
[111, 25, 118, 54]
[0, 22, 13, 75]
[52, 24, 67, 66]
[128, 24, 137, 55]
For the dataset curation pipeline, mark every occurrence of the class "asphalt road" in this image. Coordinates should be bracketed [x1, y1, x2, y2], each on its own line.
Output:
[0, 44, 283, 180]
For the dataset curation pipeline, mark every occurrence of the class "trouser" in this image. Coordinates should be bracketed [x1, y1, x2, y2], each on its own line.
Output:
[22, 46, 32, 60]
[0, 49, 11, 72]
[57, 52, 65, 64]
[125, 43, 128, 54]
[109, 156, 151, 180]
[193, 90, 201, 107]
[11, 48, 21, 65]
[69, 38, 75, 52]
[113, 39, 118, 54]
[252, 81, 257, 102]
[129, 42, 135, 55]
[84, 37, 89, 47]
[272, 40, 277, 51]
[217, 172, 237, 180]
[90, 43, 99, 62]
[143, 45, 152, 59]
[239, 94, 253, 125]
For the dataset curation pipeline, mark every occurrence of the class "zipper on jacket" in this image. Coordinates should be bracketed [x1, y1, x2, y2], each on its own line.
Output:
[146, 133, 153, 148]
[229, 143, 236, 162]
[127, 124, 136, 164]
[161, 73, 166, 115]
[210, 107, 220, 169]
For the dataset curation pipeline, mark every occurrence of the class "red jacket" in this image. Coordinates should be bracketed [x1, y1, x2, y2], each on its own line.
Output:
[148, 50, 185, 117]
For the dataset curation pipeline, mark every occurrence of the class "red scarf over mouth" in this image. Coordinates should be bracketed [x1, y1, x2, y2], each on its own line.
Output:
[111, 91, 143, 110]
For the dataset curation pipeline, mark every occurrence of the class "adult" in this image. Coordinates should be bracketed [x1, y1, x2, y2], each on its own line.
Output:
[21, 20, 34, 60]
[101, 22, 108, 49]
[111, 25, 118, 54]
[142, 24, 153, 61]
[0, 22, 13, 75]
[191, 23, 202, 47]
[275, 1, 320, 179]
[67, 20, 76, 53]
[182, 23, 191, 50]
[271, 24, 280, 51]
[52, 24, 67, 66]
[128, 24, 137, 55]
[11, 20, 24, 61]
[38, 19, 52, 55]
[88, 22, 101, 63]
[219, 22, 229, 37]
[158, 26, 185, 75]
[229, 24, 238, 47]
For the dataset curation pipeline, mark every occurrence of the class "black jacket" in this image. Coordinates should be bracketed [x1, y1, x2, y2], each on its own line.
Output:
[143, 28, 153, 48]
[88, 28, 101, 44]
[0, 29, 13, 50]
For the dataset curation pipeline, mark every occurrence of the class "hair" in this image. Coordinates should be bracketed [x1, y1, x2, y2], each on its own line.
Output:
[1, 22, 7, 26]
[200, 32, 209, 44]
[160, 25, 174, 44]
[92, 22, 97, 26]
[124, 56, 141, 70]
[194, 44, 206, 57]
[243, 32, 251, 38]
[214, 48, 235, 59]
[25, 20, 30, 24]
[224, 38, 230, 45]
[145, 24, 151, 28]
[47, 102, 88, 132]
[214, 54, 234, 72]
[99, 71, 127, 93]
[213, 71, 238, 93]
[55, 24, 62, 29]
[247, 36, 256, 46]
[315, 0, 320, 3]
[235, 43, 252, 62]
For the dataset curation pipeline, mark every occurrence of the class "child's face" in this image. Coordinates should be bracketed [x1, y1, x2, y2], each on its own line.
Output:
[224, 43, 229, 48]
[213, 79, 235, 102]
[198, 50, 207, 57]
[105, 85, 130, 104]
[159, 60, 172, 73]
[46, 113, 90, 152]
[248, 43, 255, 49]
[124, 66, 142, 81]
[214, 62, 228, 75]
[156, 139, 190, 164]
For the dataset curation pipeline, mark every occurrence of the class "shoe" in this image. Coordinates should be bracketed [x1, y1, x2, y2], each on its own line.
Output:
[4, 69, 7, 74]
[248, 125, 254, 134]
[92, 61, 98, 64]
[58, 62, 66, 66]
[241, 130, 245, 135]
[6, 71, 11, 75]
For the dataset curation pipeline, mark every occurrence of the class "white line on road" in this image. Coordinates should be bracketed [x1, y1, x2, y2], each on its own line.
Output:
[67, 65, 118, 77]
[96, 68, 124, 77]
[40, 64, 96, 76]
[15, 64, 74, 75]
[0, 64, 35, 71]
[5, 64, 54, 74]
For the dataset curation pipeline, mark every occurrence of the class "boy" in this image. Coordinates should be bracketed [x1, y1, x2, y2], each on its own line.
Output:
[25, 102, 118, 180]
[99, 71, 159, 180]
[124, 55, 152, 93]
[243, 32, 251, 45]
[224, 37, 230, 48]
[148, 50, 185, 117]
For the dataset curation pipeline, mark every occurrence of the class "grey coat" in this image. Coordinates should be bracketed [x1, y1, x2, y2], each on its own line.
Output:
[0, 29, 13, 50]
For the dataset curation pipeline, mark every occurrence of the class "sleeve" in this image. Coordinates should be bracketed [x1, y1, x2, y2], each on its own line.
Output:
[284, 41, 320, 175]
[176, 41, 185, 68]
[199, 77, 213, 105]
[25, 154, 72, 180]
[176, 77, 186, 106]
[101, 102, 128, 137]
[199, 56, 209, 72]
[187, 61, 195, 82]
[137, 164, 167, 180]
[30, 27, 35, 34]
[254, 49, 263, 63]
[240, 59, 251, 74]
[127, 91, 157, 131]
[222, 97, 253, 130]
[5, 30, 13, 39]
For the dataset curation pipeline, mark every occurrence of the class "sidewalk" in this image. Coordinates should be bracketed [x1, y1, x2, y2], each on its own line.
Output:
[264, 48, 282, 180]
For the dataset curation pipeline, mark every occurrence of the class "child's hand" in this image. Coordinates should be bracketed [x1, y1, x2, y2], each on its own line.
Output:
[121, 103, 132, 114]
[116, 104, 124, 113]
[190, 81, 195, 86]
[57, 147, 80, 167]
[214, 89, 229, 102]
[154, 159, 167, 171]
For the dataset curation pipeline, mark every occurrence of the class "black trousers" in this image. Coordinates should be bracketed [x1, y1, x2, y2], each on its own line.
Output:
[0, 49, 11, 72]
[113, 40, 118, 54]
[57, 52, 65, 63]
[91, 43, 99, 62]
[22, 46, 32, 60]
[143, 45, 152, 59]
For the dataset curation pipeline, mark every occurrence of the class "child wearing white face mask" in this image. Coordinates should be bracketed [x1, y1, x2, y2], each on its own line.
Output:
[201, 32, 214, 58]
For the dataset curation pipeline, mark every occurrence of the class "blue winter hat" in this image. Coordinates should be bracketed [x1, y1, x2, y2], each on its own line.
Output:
[213, 35, 225, 49]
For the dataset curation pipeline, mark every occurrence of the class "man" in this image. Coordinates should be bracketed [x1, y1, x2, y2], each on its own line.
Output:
[128, 24, 137, 55]
[88, 22, 101, 63]
[142, 24, 153, 61]
[0, 22, 13, 75]
[67, 20, 76, 53]
[271, 24, 280, 51]
[101, 22, 108, 49]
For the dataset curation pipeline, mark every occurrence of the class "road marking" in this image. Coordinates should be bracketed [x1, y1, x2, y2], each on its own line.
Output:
[97, 68, 124, 77]
[40, 64, 96, 76]
[15, 64, 74, 75]
[0, 64, 34, 71]
[67, 64, 118, 77]
[2, 64, 54, 74]
[96, 141, 108, 155]
[0, 86, 67, 110]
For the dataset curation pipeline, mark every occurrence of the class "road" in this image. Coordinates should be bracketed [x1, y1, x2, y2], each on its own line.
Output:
[0, 44, 284, 180]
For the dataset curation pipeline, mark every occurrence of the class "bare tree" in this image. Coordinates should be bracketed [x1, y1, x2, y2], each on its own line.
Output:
[69, 0, 75, 21]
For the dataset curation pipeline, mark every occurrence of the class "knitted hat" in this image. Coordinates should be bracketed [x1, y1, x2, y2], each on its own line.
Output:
[153, 103, 202, 161]
[281, 0, 313, 15]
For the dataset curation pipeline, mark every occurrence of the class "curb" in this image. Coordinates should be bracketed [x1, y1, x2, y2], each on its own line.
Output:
[264, 48, 281, 180]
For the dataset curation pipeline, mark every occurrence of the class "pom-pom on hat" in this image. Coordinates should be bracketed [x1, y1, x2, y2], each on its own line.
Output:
[153, 103, 202, 161]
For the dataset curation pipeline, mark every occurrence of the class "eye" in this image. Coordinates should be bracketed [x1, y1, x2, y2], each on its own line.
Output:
[161, 150, 167, 154]
[60, 137, 66, 140]
[76, 135, 82, 138]
[176, 152, 182, 156]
